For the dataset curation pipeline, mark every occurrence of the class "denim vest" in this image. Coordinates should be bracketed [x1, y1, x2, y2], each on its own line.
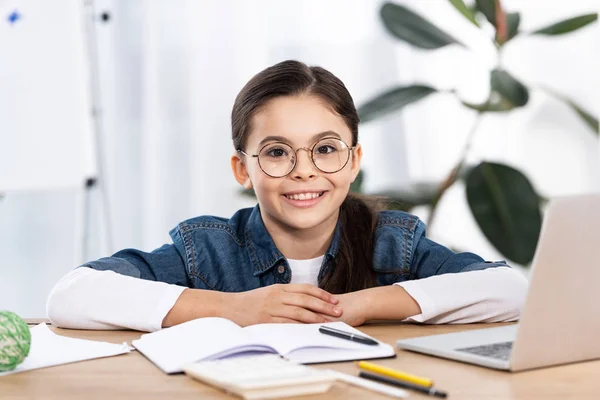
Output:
[82, 206, 507, 290]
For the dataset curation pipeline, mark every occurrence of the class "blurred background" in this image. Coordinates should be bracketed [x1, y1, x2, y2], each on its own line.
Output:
[1, 0, 598, 317]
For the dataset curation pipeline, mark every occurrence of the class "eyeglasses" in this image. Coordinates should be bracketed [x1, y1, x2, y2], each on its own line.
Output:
[238, 137, 356, 178]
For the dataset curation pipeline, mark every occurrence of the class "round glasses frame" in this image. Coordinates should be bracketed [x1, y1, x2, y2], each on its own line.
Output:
[237, 137, 356, 178]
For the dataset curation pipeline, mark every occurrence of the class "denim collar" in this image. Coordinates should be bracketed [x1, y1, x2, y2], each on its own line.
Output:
[245, 205, 341, 276]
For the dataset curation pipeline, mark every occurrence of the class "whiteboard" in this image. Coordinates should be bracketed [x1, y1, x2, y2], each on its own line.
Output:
[0, 0, 95, 192]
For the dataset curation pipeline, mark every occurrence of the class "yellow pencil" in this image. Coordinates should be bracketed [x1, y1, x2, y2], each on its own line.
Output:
[357, 361, 434, 388]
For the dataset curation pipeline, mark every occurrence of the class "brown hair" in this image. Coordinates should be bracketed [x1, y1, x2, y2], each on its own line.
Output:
[231, 60, 378, 294]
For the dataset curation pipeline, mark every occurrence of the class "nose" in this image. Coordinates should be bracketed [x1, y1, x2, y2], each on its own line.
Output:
[291, 148, 317, 181]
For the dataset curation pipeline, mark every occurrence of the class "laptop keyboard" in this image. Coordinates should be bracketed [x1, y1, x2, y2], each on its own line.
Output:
[455, 341, 513, 361]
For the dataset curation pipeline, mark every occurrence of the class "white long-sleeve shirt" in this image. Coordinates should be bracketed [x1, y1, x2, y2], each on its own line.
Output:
[47, 257, 528, 332]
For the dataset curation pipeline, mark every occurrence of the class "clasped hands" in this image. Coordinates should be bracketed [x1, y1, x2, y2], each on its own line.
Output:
[226, 284, 366, 327]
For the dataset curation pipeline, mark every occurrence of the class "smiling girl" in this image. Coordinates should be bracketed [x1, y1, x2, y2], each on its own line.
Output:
[47, 60, 527, 332]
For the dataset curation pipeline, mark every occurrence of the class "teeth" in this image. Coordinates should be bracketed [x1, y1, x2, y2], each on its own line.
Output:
[286, 192, 322, 201]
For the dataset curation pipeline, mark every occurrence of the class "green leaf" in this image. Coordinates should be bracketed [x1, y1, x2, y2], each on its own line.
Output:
[567, 101, 599, 135]
[540, 87, 599, 135]
[380, 2, 465, 49]
[358, 85, 438, 123]
[448, 0, 479, 27]
[350, 170, 364, 193]
[491, 69, 529, 107]
[461, 69, 529, 112]
[474, 0, 496, 27]
[466, 162, 542, 265]
[532, 13, 597, 36]
[374, 182, 439, 212]
[462, 98, 515, 112]
[475, 0, 518, 45]
[506, 12, 520, 42]
[241, 188, 256, 198]
[382, 199, 418, 212]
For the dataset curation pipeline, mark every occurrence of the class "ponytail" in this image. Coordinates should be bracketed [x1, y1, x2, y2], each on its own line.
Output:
[319, 193, 380, 294]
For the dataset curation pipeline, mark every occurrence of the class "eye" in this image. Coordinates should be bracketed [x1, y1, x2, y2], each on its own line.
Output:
[316, 146, 333, 154]
[269, 148, 285, 157]
[314, 138, 345, 155]
[315, 145, 337, 155]
[264, 146, 289, 158]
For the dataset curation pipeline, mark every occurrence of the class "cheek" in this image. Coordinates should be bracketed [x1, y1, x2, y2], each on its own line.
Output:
[330, 167, 354, 187]
[246, 163, 266, 186]
[251, 174, 280, 197]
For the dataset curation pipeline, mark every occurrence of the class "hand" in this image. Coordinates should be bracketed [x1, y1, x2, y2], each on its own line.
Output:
[226, 284, 342, 327]
[317, 286, 422, 326]
[317, 291, 368, 327]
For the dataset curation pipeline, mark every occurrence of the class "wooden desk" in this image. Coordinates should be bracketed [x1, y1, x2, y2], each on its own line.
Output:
[2, 323, 599, 399]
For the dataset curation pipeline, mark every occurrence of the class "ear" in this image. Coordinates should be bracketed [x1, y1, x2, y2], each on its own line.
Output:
[231, 153, 253, 189]
[350, 144, 363, 183]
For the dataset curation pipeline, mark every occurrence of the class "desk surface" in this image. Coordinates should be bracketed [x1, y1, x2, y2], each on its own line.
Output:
[2, 322, 599, 399]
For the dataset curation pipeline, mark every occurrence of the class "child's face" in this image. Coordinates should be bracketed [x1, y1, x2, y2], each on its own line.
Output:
[232, 94, 362, 233]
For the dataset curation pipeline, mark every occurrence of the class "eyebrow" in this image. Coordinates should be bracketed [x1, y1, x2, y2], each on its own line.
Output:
[257, 131, 342, 148]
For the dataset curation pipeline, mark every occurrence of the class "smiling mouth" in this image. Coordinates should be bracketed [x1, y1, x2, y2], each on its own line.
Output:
[283, 191, 326, 201]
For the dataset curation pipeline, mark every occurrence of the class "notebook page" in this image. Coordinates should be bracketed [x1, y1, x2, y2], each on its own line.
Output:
[0, 324, 131, 376]
[243, 321, 394, 363]
[132, 317, 274, 374]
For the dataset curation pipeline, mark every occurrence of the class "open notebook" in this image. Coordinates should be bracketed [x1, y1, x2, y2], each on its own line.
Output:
[132, 318, 395, 374]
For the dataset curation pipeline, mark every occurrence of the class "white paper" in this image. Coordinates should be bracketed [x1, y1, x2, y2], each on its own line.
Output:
[244, 321, 388, 355]
[132, 317, 275, 374]
[0, 324, 131, 376]
[245, 322, 396, 364]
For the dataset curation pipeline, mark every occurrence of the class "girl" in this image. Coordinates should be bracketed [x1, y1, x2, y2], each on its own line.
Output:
[47, 60, 527, 332]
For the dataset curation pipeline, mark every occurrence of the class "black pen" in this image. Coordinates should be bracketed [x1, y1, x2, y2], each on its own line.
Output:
[359, 371, 448, 398]
[318, 326, 379, 346]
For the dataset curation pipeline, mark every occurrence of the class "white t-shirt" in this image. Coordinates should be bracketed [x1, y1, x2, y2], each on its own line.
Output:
[288, 256, 324, 284]
[47, 257, 527, 332]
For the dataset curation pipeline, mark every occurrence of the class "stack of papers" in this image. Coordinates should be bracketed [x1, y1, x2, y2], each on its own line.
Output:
[0, 323, 131, 376]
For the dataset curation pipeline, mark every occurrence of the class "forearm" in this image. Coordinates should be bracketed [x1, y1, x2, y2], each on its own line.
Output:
[359, 285, 422, 322]
[47, 267, 186, 332]
[397, 267, 528, 323]
[161, 288, 230, 328]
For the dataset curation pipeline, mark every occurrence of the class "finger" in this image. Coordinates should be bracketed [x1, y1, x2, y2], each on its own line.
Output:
[276, 305, 330, 324]
[270, 317, 300, 324]
[282, 293, 342, 318]
[316, 313, 336, 322]
[284, 284, 339, 304]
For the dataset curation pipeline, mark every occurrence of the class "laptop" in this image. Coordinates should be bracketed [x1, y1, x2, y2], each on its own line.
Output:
[396, 193, 600, 372]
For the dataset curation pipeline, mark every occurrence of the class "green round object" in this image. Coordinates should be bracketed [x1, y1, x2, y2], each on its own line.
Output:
[0, 311, 31, 372]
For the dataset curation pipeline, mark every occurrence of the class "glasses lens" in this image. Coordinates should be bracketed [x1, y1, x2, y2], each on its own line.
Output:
[258, 142, 295, 177]
[312, 138, 349, 173]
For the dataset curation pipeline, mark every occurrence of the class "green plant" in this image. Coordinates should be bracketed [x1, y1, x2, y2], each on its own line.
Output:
[357, 0, 598, 265]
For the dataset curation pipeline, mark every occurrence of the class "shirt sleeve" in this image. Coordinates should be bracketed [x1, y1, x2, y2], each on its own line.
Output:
[46, 267, 186, 332]
[408, 218, 508, 278]
[82, 240, 190, 287]
[395, 267, 528, 324]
